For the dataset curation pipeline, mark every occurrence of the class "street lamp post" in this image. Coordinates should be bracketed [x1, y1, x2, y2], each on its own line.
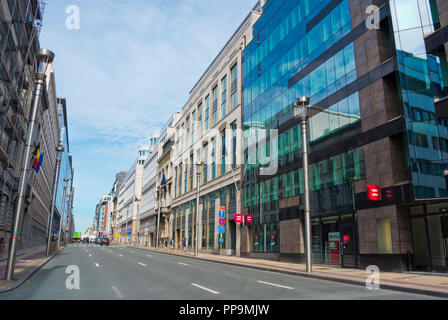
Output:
[5, 49, 55, 280]
[294, 97, 312, 273]
[46, 142, 65, 256]
[195, 162, 202, 257]
[156, 186, 162, 249]
[57, 178, 70, 248]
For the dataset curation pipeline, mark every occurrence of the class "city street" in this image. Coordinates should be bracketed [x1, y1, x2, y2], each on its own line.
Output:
[0, 245, 441, 300]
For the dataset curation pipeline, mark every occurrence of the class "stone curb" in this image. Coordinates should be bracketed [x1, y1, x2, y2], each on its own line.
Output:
[127, 244, 448, 299]
[0, 246, 66, 295]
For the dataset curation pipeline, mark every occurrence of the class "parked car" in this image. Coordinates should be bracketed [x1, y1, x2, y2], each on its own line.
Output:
[82, 237, 90, 243]
[95, 237, 102, 245]
[101, 237, 110, 246]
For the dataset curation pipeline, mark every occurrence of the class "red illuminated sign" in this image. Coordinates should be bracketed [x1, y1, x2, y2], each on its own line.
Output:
[367, 185, 381, 201]
[246, 214, 253, 224]
[383, 187, 394, 202]
[343, 235, 350, 242]
[235, 214, 243, 224]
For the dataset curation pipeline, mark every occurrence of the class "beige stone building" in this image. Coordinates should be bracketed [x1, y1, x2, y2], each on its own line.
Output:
[170, 4, 261, 255]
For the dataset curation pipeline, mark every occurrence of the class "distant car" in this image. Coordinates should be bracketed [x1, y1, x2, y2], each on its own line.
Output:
[101, 238, 110, 246]
[95, 237, 102, 245]
[82, 237, 90, 243]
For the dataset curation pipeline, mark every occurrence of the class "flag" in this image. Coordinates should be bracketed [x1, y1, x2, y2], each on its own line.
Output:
[32, 144, 44, 174]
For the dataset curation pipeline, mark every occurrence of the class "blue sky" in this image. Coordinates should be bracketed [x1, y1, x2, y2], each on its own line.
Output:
[39, 0, 257, 233]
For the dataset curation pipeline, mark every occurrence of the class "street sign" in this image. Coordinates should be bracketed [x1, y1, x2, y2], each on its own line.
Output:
[219, 226, 225, 233]
[219, 238, 224, 243]
[219, 206, 225, 211]
[246, 214, 253, 224]
[235, 214, 243, 224]
[218, 218, 226, 226]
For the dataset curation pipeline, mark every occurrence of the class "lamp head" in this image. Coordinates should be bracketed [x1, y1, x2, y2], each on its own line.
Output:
[294, 96, 311, 121]
[36, 48, 55, 75]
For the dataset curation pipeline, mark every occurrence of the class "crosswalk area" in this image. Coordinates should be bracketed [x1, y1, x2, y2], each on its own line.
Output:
[68, 244, 124, 248]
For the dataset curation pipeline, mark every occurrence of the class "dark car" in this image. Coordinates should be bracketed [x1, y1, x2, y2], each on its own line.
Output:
[82, 237, 90, 243]
[95, 237, 102, 245]
[101, 238, 110, 246]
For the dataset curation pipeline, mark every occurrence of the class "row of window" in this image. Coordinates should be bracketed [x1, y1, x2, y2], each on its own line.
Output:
[244, 147, 365, 208]
[245, 0, 351, 107]
[173, 122, 238, 198]
[177, 64, 238, 155]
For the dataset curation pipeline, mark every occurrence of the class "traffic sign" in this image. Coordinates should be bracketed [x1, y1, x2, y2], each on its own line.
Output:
[219, 211, 225, 218]
[219, 206, 225, 211]
[219, 238, 224, 243]
[246, 214, 253, 224]
[219, 218, 226, 226]
[219, 226, 225, 233]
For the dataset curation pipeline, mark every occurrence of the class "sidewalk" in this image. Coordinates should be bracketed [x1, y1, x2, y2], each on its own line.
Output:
[0, 244, 64, 292]
[119, 242, 448, 298]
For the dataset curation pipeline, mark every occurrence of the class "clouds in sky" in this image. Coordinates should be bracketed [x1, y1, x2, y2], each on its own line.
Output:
[39, 0, 257, 232]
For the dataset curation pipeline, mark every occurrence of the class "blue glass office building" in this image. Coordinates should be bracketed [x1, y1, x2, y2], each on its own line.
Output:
[242, 0, 448, 271]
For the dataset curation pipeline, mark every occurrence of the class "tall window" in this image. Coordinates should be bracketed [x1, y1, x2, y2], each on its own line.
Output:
[181, 123, 185, 153]
[211, 138, 216, 179]
[198, 103, 202, 138]
[221, 129, 226, 175]
[212, 85, 218, 126]
[189, 154, 194, 190]
[179, 164, 183, 195]
[186, 117, 190, 148]
[205, 95, 210, 131]
[184, 161, 188, 193]
[191, 111, 196, 144]
[231, 64, 238, 110]
[221, 75, 227, 118]
[231, 121, 237, 169]
[203, 144, 208, 184]
[174, 166, 178, 197]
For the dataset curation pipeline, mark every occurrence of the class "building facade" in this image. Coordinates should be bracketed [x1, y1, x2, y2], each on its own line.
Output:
[242, 0, 448, 272]
[170, 4, 261, 254]
[139, 135, 159, 246]
[0, 0, 45, 252]
[155, 113, 180, 246]
[117, 145, 151, 244]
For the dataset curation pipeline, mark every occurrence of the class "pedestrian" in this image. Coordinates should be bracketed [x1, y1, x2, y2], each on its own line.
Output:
[170, 238, 174, 249]
[182, 237, 186, 251]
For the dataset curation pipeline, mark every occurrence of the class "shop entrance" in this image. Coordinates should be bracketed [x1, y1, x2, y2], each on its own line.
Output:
[410, 204, 448, 272]
[311, 213, 358, 268]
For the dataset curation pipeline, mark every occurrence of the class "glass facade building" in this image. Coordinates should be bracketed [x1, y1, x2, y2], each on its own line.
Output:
[242, 0, 448, 271]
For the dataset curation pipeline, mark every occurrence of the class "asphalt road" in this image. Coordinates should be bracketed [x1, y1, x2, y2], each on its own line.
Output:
[0, 244, 442, 300]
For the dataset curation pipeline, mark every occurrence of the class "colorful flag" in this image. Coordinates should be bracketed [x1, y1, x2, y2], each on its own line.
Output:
[32, 144, 44, 173]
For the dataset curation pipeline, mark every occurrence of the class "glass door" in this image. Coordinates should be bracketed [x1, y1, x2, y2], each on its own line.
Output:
[340, 222, 356, 268]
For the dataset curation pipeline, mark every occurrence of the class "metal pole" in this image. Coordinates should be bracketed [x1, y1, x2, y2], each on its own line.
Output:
[57, 183, 68, 248]
[195, 172, 200, 256]
[5, 73, 46, 280]
[156, 187, 161, 249]
[301, 117, 312, 273]
[45, 144, 64, 256]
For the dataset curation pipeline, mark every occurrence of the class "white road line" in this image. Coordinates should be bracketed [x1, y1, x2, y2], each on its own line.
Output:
[191, 283, 219, 295]
[89, 254, 92, 257]
[146, 255, 152, 257]
[95, 263, 100, 268]
[112, 286, 124, 299]
[119, 254, 123, 257]
[138, 262, 147, 267]
[257, 280, 293, 290]
[177, 262, 189, 266]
